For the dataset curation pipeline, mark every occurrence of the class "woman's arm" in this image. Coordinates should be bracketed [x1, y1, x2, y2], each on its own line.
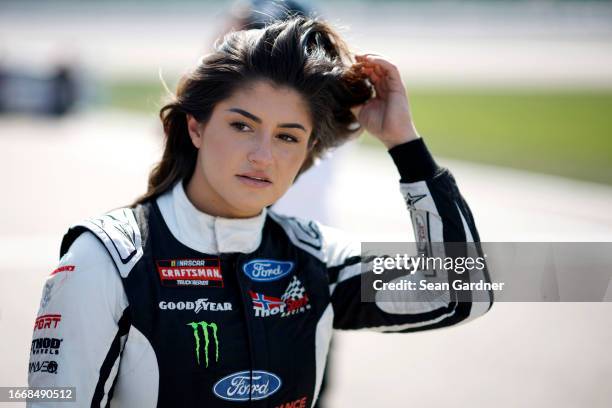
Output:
[327, 138, 492, 332]
[27, 232, 129, 407]
[326, 54, 492, 332]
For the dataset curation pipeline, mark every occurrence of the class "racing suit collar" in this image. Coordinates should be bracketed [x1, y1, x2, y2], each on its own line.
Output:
[156, 180, 267, 254]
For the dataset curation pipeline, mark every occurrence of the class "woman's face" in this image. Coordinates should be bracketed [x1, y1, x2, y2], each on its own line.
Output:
[187, 80, 313, 218]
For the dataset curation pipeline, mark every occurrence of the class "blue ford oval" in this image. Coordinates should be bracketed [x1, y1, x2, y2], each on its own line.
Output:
[242, 259, 293, 282]
[212, 370, 282, 401]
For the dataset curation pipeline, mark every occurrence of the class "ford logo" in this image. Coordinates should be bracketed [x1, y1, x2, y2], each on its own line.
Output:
[213, 370, 282, 401]
[243, 260, 293, 282]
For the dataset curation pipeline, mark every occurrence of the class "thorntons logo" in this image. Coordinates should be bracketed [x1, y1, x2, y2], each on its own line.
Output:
[249, 276, 311, 318]
[249, 291, 286, 317]
[157, 259, 223, 288]
[243, 260, 293, 282]
[213, 370, 282, 402]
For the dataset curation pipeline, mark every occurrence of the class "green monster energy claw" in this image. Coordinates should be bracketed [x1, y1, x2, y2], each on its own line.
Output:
[187, 321, 219, 368]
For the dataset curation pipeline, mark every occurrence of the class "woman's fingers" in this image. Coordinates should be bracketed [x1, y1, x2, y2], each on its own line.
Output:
[362, 67, 381, 84]
[356, 53, 400, 96]
[359, 64, 388, 99]
[356, 53, 403, 103]
[356, 60, 386, 93]
[360, 54, 397, 74]
[358, 54, 405, 94]
[356, 54, 391, 76]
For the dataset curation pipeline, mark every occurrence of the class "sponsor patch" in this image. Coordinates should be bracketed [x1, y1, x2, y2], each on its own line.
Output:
[404, 191, 427, 210]
[250, 276, 311, 318]
[413, 211, 431, 254]
[28, 360, 58, 374]
[34, 314, 62, 331]
[249, 292, 286, 317]
[213, 370, 281, 401]
[414, 212, 428, 243]
[187, 321, 219, 368]
[275, 396, 308, 408]
[242, 259, 293, 282]
[159, 299, 232, 312]
[31, 338, 63, 355]
[40, 266, 74, 307]
[157, 258, 223, 288]
[40, 282, 54, 309]
[50, 265, 75, 276]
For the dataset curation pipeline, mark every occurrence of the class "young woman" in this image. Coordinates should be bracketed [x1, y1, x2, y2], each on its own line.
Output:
[28, 17, 492, 407]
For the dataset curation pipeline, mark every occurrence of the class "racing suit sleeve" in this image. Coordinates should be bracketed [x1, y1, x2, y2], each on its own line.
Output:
[27, 232, 129, 407]
[327, 138, 492, 332]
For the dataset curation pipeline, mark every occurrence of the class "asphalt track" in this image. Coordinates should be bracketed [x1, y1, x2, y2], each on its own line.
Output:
[0, 111, 611, 407]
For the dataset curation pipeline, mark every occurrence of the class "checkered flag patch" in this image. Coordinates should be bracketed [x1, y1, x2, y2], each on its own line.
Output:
[281, 276, 306, 301]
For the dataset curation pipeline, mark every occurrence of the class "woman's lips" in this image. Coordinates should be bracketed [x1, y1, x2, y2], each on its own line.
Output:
[236, 174, 272, 188]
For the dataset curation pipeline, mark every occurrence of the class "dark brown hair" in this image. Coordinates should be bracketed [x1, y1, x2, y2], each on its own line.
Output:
[133, 16, 372, 206]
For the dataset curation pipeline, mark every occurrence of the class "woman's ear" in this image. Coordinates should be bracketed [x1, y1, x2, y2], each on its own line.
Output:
[186, 114, 203, 149]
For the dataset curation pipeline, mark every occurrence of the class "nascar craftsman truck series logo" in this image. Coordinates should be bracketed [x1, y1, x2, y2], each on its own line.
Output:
[157, 259, 223, 288]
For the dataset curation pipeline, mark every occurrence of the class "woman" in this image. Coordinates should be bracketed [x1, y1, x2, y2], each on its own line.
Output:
[28, 17, 492, 407]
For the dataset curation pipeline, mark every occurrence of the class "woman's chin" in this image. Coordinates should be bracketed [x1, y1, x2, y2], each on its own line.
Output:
[226, 199, 269, 218]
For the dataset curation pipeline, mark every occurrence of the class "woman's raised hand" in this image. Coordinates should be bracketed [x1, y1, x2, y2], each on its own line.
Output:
[351, 54, 420, 149]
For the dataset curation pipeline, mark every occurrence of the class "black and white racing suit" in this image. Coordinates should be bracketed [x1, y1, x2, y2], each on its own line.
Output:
[28, 138, 492, 407]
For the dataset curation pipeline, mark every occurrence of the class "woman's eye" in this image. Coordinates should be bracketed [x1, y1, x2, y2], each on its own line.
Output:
[230, 122, 251, 132]
[278, 134, 299, 143]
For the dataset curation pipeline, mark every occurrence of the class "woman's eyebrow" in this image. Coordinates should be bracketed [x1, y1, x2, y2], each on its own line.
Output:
[278, 123, 306, 132]
[227, 108, 306, 132]
[227, 108, 261, 123]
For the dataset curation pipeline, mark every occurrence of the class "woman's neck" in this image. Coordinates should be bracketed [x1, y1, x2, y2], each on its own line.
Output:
[184, 170, 261, 219]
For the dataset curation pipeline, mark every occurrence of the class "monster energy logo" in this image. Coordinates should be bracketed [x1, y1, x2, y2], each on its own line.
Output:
[187, 321, 219, 368]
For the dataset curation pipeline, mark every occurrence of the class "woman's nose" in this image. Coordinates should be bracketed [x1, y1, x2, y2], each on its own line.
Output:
[247, 134, 274, 167]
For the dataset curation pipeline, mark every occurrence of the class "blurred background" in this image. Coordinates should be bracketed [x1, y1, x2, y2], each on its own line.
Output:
[1, 0, 611, 407]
